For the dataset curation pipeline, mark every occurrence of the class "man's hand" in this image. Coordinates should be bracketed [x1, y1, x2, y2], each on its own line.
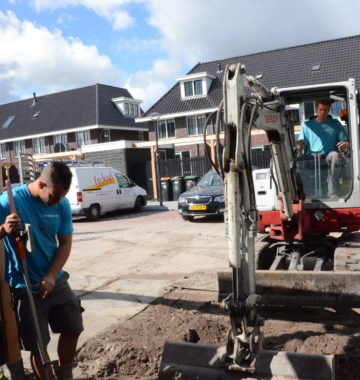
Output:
[37, 274, 56, 299]
[337, 141, 350, 152]
[1, 213, 21, 236]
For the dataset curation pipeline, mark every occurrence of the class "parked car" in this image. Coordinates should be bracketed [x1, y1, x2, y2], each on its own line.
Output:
[178, 171, 225, 221]
[67, 166, 147, 220]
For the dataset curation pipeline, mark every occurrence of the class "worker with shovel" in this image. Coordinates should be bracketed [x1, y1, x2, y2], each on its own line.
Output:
[0, 162, 83, 380]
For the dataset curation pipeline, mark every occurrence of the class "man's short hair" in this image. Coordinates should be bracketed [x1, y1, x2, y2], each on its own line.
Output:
[40, 161, 72, 190]
[315, 98, 333, 109]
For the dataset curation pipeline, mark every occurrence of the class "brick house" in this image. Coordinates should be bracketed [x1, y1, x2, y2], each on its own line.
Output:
[136, 35, 360, 159]
[0, 84, 148, 169]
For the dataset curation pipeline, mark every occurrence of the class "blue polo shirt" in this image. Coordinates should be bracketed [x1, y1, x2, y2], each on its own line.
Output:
[298, 118, 348, 156]
[0, 184, 73, 289]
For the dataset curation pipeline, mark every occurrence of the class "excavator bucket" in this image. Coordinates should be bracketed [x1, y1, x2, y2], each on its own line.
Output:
[159, 341, 334, 380]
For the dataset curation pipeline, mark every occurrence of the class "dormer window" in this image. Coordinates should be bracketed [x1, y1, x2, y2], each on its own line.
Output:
[184, 80, 203, 97]
[177, 71, 215, 99]
[112, 96, 143, 118]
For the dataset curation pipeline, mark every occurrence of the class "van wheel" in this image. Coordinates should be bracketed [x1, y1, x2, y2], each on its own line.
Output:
[87, 205, 100, 221]
[134, 196, 142, 212]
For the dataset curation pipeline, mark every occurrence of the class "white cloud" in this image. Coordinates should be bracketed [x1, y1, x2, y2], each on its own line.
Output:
[0, 10, 125, 102]
[125, 58, 183, 109]
[33, 0, 134, 30]
[145, 0, 360, 65]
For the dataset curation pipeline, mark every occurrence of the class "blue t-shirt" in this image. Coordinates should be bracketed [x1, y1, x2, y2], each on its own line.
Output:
[0, 184, 73, 289]
[298, 118, 348, 156]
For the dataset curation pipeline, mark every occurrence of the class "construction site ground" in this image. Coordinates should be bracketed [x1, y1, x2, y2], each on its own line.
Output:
[19, 202, 360, 379]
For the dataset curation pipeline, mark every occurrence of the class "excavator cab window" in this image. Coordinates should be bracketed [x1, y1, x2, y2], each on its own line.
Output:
[283, 85, 353, 204]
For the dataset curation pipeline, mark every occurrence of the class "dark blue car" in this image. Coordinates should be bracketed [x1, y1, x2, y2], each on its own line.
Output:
[178, 171, 225, 221]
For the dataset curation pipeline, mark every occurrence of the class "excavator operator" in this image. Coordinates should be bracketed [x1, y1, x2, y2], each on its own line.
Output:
[296, 98, 349, 199]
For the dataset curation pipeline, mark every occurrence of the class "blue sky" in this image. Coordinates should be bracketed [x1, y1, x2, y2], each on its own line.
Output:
[1, 0, 360, 110]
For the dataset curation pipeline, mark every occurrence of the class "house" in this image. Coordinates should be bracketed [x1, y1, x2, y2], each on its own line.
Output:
[0, 84, 148, 168]
[136, 34, 360, 159]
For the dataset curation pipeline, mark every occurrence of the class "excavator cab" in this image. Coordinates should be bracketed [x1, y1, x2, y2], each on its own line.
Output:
[280, 83, 355, 206]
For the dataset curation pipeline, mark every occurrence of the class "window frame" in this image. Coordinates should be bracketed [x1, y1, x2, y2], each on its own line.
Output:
[187, 115, 206, 136]
[0, 144, 8, 159]
[158, 119, 175, 139]
[76, 130, 91, 148]
[14, 140, 25, 158]
[32, 137, 46, 155]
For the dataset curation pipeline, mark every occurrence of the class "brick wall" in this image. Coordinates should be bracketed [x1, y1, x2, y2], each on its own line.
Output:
[83, 149, 127, 174]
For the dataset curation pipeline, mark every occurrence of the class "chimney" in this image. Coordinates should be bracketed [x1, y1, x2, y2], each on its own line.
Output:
[31, 92, 38, 107]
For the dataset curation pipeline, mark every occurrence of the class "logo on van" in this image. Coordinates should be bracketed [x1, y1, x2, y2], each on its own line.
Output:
[83, 171, 116, 192]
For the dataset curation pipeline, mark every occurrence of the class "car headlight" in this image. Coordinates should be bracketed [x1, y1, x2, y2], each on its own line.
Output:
[178, 195, 186, 204]
[214, 195, 225, 203]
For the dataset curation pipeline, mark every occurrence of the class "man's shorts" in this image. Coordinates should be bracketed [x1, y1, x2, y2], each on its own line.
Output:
[11, 272, 84, 352]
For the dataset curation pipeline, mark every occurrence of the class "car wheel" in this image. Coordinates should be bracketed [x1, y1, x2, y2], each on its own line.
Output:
[182, 215, 194, 221]
[87, 204, 100, 221]
[134, 196, 142, 212]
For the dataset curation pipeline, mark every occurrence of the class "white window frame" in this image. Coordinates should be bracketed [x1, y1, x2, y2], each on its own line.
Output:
[123, 102, 139, 117]
[54, 134, 68, 152]
[14, 140, 25, 158]
[158, 119, 175, 139]
[175, 150, 191, 159]
[187, 115, 206, 136]
[32, 137, 46, 155]
[76, 130, 91, 148]
[0, 144, 8, 159]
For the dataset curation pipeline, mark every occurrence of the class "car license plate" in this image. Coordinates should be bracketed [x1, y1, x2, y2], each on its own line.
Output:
[190, 205, 207, 210]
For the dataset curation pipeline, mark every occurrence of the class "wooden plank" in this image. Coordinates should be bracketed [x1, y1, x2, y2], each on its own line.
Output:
[0, 167, 22, 365]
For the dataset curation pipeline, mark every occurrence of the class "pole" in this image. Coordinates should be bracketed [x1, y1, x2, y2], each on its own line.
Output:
[155, 119, 163, 206]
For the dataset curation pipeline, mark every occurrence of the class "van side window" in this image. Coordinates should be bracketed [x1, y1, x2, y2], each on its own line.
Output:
[116, 174, 131, 188]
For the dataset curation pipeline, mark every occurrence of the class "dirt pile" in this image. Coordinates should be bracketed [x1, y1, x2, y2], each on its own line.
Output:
[75, 286, 360, 380]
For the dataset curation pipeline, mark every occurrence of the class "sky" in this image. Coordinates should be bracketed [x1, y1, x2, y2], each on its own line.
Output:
[1, 0, 360, 111]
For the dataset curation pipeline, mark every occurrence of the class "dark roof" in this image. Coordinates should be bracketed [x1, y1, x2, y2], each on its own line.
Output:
[145, 35, 360, 116]
[0, 84, 145, 141]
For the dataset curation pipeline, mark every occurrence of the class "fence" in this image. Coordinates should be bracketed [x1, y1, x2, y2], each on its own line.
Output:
[145, 149, 271, 199]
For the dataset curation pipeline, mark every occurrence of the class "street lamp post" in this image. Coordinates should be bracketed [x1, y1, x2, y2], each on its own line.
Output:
[149, 112, 163, 206]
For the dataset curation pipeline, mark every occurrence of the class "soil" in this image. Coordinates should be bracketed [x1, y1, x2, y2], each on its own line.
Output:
[74, 275, 360, 380]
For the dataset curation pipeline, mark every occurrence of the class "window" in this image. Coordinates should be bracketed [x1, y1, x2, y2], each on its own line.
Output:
[194, 80, 203, 95]
[184, 80, 203, 97]
[175, 151, 190, 159]
[33, 138, 46, 154]
[100, 129, 110, 143]
[331, 101, 346, 118]
[123, 102, 139, 117]
[115, 174, 131, 188]
[303, 101, 315, 120]
[158, 119, 175, 139]
[2, 115, 15, 129]
[76, 131, 91, 148]
[14, 141, 25, 158]
[0, 144, 8, 159]
[54, 134, 68, 152]
[187, 115, 206, 136]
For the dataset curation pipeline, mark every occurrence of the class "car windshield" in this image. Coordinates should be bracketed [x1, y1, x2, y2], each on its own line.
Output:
[196, 172, 223, 187]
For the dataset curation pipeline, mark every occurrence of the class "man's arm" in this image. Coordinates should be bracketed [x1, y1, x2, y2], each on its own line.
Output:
[38, 234, 72, 298]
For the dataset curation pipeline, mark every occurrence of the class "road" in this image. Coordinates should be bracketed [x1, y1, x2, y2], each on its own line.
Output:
[45, 205, 228, 362]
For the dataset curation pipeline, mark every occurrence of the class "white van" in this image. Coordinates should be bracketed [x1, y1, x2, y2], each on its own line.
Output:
[67, 166, 147, 220]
